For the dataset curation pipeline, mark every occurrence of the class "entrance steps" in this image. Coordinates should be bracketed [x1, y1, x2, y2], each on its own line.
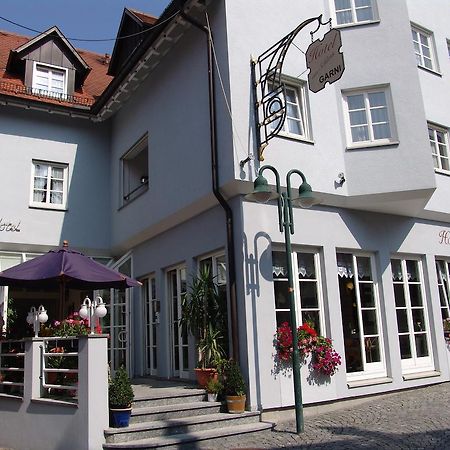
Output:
[103, 379, 273, 449]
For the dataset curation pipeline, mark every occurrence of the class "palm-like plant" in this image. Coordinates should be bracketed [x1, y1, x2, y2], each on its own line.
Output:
[181, 266, 226, 368]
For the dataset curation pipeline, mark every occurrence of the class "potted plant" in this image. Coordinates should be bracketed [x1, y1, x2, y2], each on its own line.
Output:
[108, 366, 134, 428]
[219, 359, 246, 413]
[181, 266, 226, 387]
[205, 377, 223, 402]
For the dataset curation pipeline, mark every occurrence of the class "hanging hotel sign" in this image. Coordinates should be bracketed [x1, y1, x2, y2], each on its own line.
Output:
[251, 15, 345, 160]
[0, 218, 21, 232]
[305, 28, 345, 93]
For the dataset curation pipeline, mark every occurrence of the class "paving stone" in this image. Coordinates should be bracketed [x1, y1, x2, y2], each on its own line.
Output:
[197, 382, 450, 449]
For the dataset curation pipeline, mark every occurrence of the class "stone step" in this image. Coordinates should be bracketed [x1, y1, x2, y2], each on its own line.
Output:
[130, 401, 222, 424]
[132, 388, 206, 408]
[104, 411, 261, 444]
[103, 421, 273, 449]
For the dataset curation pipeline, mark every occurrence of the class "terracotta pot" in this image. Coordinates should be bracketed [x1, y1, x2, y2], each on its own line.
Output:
[194, 368, 218, 388]
[226, 394, 246, 413]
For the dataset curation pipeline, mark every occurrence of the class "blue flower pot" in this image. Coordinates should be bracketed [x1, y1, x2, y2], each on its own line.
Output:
[110, 407, 132, 428]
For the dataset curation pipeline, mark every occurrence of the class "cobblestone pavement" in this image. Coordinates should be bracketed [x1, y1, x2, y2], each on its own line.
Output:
[203, 382, 450, 449]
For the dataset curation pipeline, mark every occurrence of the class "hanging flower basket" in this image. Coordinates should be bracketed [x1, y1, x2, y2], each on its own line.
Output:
[274, 322, 341, 377]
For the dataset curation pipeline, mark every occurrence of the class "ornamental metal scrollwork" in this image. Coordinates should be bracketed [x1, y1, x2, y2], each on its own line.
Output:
[251, 15, 331, 161]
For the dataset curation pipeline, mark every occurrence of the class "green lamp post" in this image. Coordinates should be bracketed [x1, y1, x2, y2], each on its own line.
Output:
[245, 164, 319, 434]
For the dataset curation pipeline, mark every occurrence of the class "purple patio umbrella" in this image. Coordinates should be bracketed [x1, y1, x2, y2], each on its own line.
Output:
[0, 241, 141, 317]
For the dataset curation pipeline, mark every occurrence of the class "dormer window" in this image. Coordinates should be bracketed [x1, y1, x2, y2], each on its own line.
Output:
[32, 62, 67, 98]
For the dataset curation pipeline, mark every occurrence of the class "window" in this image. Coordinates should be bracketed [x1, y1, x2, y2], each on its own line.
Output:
[411, 25, 437, 72]
[273, 250, 323, 334]
[200, 253, 229, 356]
[30, 161, 68, 209]
[121, 134, 148, 206]
[333, 0, 376, 26]
[337, 253, 385, 377]
[428, 123, 449, 172]
[32, 63, 67, 98]
[435, 260, 450, 322]
[270, 80, 310, 141]
[143, 275, 158, 375]
[343, 87, 394, 146]
[391, 258, 434, 373]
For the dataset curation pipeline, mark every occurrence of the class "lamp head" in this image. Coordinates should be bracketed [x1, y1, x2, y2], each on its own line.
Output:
[292, 181, 321, 208]
[94, 297, 107, 318]
[79, 305, 89, 319]
[245, 174, 280, 203]
[38, 307, 48, 324]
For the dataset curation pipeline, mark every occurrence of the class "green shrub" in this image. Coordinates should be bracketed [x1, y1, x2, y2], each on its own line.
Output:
[108, 366, 134, 408]
[219, 359, 246, 396]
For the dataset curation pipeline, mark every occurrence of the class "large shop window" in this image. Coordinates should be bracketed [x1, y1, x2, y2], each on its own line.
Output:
[30, 161, 68, 209]
[337, 253, 385, 378]
[391, 258, 434, 373]
[273, 251, 323, 334]
[435, 260, 450, 322]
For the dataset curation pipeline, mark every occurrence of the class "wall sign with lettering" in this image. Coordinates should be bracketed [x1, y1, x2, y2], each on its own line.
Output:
[306, 28, 345, 93]
[0, 218, 21, 232]
[439, 230, 450, 245]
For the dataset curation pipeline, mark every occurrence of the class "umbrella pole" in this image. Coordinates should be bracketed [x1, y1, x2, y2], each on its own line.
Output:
[59, 278, 65, 320]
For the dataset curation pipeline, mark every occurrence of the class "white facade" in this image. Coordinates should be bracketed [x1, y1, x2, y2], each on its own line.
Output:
[1, 0, 450, 413]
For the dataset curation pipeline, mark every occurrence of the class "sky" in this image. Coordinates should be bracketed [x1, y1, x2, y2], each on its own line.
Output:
[0, 0, 172, 54]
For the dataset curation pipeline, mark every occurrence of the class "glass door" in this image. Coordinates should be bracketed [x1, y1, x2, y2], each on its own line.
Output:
[337, 253, 385, 378]
[167, 266, 189, 378]
[143, 276, 158, 375]
[102, 255, 132, 372]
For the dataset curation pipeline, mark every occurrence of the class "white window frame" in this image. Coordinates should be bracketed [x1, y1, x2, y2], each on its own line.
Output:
[331, 0, 378, 27]
[337, 252, 386, 381]
[411, 24, 439, 73]
[32, 61, 68, 98]
[269, 77, 312, 143]
[391, 256, 434, 374]
[435, 260, 450, 323]
[30, 160, 68, 210]
[142, 274, 158, 376]
[342, 86, 397, 149]
[428, 123, 449, 173]
[273, 248, 325, 336]
[120, 134, 149, 207]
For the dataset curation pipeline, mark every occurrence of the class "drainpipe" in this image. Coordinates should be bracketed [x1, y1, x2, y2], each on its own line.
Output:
[180, 9, 239, 363]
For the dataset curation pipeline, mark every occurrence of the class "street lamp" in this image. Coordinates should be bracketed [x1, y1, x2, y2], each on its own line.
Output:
[79, 296, 107, 334]
[245, 164, 320, 434]
[26, 305, 48, 338]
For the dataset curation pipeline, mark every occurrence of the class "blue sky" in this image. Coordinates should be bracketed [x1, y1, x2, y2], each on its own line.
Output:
[0, 0, 172, 54]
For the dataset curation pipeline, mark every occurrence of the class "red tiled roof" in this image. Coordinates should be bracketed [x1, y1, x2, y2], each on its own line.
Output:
[0, 30, 114, 109]
[128, 9, 158, 26]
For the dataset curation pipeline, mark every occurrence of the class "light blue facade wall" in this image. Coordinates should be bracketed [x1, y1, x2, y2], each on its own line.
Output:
[0, 107, 111, 254]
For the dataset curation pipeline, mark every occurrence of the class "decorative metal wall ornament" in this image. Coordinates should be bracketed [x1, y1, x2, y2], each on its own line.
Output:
[251, 15, 339, 161]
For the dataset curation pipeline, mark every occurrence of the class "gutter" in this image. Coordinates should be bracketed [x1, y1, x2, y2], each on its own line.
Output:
[180, 8, 240, 362]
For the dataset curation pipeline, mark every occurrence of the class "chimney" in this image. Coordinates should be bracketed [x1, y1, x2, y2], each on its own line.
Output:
[103, 53, 110, 65]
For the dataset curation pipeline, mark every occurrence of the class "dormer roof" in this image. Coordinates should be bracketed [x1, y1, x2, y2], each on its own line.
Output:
[6, 26, 91, 87]
[107, 7, 158, 76]
[0, 29, 113, 110]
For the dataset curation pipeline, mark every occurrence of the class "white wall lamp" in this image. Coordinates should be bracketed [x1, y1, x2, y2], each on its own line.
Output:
[79, 296, 107, 334]
[26, 305, 48, 338]
[335, 172, 346, 186]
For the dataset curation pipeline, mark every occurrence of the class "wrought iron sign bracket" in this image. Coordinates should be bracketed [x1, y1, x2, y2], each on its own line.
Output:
[251, 15, 331, 161]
